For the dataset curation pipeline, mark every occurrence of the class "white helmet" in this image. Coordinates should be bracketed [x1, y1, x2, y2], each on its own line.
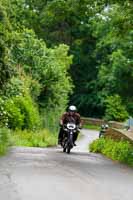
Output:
[105, 124, 109, 129]
[68, 105, 77, 112]
[101, 124, 105, 129]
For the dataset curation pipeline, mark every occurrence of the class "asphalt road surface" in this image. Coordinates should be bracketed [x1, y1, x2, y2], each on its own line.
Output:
[0, 129, 133, 200]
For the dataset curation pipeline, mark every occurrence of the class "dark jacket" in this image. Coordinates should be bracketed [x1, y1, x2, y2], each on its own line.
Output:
[60, 112, 81, 125]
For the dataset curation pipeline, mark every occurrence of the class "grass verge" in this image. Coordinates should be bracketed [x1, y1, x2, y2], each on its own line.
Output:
[83, 124, 100, 130]
[10, 129, 57, 148]
[0, 128, 10, 156]
[89, 137, 133, 167]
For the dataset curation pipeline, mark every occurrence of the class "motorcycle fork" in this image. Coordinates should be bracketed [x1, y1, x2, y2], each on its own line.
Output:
[68, 131, 73, 147]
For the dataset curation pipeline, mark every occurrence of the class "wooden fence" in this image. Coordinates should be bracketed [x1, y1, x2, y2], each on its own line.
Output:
[81, 117, 124, 129]
[81, 117, 133, 143]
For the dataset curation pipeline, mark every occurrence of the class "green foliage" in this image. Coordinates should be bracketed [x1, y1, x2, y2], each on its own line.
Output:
[89, 138, 106, 153]
[28, 0, 133, 119]
[0, 1, 73, 132]
[89, 138, 133, 166]
[1, 0, 133, 133]
[4, 98, 24, 129]
[0, 2, 14, 89]
[0, 95, 40, 130]
[27, 0, 133, 119]
[93, 1, 133, 117]
[39, 44, 73, 109]
[0, 127, 9, 155]
[0, 97, 8, 127]
[41, 108, 61, 134]
[40, 0, 100, 116]
[3, 77, 24, 97]
[3, 73, 41, 102]
[11, 29, 73, 113]
[14, 95, 41, 130]
[11, 129, 57, 147]
[104, 95, 129, 122]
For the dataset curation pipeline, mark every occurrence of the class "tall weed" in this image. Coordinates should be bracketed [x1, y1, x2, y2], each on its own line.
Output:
[11, 129, 57, 147]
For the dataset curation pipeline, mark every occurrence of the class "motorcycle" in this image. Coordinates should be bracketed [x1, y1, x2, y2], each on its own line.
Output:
[99, 124, 109, 138]
[62, 122, 78, 154]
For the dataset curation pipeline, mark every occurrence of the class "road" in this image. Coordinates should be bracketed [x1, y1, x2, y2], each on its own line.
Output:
[0, 129, 133, 200]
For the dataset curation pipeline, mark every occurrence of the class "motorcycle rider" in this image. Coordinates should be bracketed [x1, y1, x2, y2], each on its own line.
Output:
[99, 124, 109, 138]
[58, 105, 81, 146]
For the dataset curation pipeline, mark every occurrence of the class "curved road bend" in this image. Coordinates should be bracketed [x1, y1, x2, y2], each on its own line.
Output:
[0, 129, 133, 200]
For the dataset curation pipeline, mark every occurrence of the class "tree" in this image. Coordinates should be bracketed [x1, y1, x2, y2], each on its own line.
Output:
[28, 0, 105, 117]
[0, 0, 73, 130]
[92, 1, 133, 116]
[11, 29, 73, 113]
[104, 95, 128, 122]
[0, 3, 14, 90]
[1, 0, 133, 121]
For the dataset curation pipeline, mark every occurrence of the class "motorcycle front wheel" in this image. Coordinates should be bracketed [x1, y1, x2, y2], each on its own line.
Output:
[63, 147, 66, 152]
[67, 147, 70, 154]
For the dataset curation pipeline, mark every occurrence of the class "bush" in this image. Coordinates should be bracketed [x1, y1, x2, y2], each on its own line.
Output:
[104, 95, 129, 122]
[0, 97, 9, 127]
[0, 128, 9, 155]
[4, 77, 24, 98]
[11, 129, 57, 147]
[89, 138, 106, 153]
[4, 98, 24, 129]
[89, 138, 133, 166]
[1, 95, 41, 130]
[14, 96, 41, 130]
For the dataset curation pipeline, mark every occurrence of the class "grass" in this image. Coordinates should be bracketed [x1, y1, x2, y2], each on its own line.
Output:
[83, 124, 100, 130]
[0, 128, 57, 157]
[0, 128, 10, 156]
[0, 144, 8, 156]
[10, 129, 57, 148]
